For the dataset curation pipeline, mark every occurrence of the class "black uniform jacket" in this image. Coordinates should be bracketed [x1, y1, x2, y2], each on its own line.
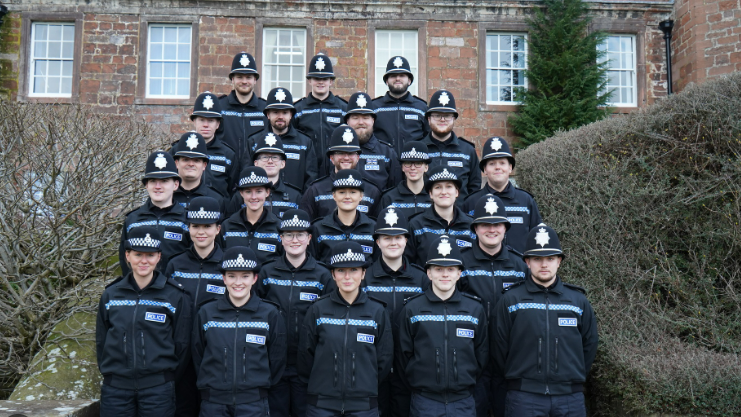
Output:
[310, 210, 377, 265]
[379, 181, 431, 219]
[173, 177, 226, 212]
[246, 125, 318, 192]
[170, 136, 238, 198]
[492, 277, 598, 396]
[407, 206, 475, 266]
[219, 208, 283, 265]
[164, 244, 225, 309]
[297, 290, 393, 412]
[224, 179, 302, 219]
[218, 91, 268, 161]
[300, 172, 382, 221]
[398, 288, 488, 403]
[459, 243, 528, 323]
[421, 132, 481, 202]
[358, 135, 402, 191]
[256, 254, 335, 366]
[293, 92, 347, 174]
[372, 92, 429, 156]
[96, 271, 192, 390]
[462, 182, 543, 255]
[119, 199, 191, 276]
[193, 293, 286, 405]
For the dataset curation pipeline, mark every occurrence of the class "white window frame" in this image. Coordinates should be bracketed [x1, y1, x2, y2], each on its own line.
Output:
[485, 32, 528, 105]
[146, 23, 193, 99]
[599, 34, 637, 107]
[374, 30, 419, 97]
[261, 27, 307, 96]
[29, 22, 75, 98]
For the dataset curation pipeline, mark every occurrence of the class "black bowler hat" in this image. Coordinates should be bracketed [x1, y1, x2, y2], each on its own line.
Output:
[383, 56, 414, 83]
[470, 194, 510, 233]
[523, 223, 565, 259]
[332, 169, 364, 191]
[264, 87, 295, 114]
[307, 53, 335, 79]
[279, 209, 312, 232]
[399, 141, 431, 163]
[221, 246, 260, 272]
[425, 166, 462, 193]
[142, 151, 181, 184]
[426, 90, 458, 118]
[173, 132, 208, 160]
[425, 235, 463, 269]
[343, 92, 375, 122]
[253, 132, 286, 160]
[125, 226, 162, 253]
[373, 207, 410, 239]
[229, 52, 259, 79]
[187, 196, 222, 225]
[326, 125, 361, 156]
[480, 136, 516, 170]
[237, 166, 271, 189]
[329, 241, 368, 269]
[190, 91, 222, 120]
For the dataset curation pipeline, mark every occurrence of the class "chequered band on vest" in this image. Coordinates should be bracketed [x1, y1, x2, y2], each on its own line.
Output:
[187, 208, 221, 220]
[222, 257, 258, 269]
[409, 314, 479, 324]
[239, 173, 269, 187]
[330, 249, 366, 266]
[203, 321, 270, 331]
[400, 149, 430, 160]
[316, 317, 378, 329]
[105, 299, 176, 314]
[171, 271, 223, 280]
[363, 286, 423, 293]
[428, 168, 458, 182]
[127, 236, 161, 249]
[507, 303, 583, 315]
[333, 177, 363, 188]
[263, 278, 325, 290]
[280, 215, 311, 230]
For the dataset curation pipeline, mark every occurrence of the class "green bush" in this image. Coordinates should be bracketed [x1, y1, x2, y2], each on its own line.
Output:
[516, 73, 741, 416]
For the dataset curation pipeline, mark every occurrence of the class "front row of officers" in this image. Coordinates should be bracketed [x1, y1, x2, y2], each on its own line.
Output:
[99, 179, 598, 417]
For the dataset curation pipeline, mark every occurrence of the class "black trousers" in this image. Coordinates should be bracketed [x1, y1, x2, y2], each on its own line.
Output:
[305, 404, 379, 417]
[504, 391, 586, 417]
[408, 393, 475, 417]
[100, 381, 176, 417]
[378, 369, 411, 417]
[175, 362, 201, 417]
[199, 397, 271, 417]
[268, 365, 307, 417]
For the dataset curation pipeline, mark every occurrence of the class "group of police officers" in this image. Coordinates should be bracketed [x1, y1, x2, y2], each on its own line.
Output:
[96, 51, 598, 417]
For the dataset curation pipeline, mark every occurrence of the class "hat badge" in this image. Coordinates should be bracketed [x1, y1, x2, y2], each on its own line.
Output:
[237, 254, 245, 263]
[154, 153, 168, 170]
[393, 56, 404, 68]
[315, 57, 326, 71]
[437, 238, 452, 257]
[438, 92, 450, 106]
[346, 248, 355, 257]
[186, 133, 199, 150]
[491, 138, 503, 151]
[144, 233, 153, 243]
[292, 214, 299, 223]
[203, 95, 214, 110]
[198, 207, 205, 213]
[342, 129, 354, 144]
[275, 89, 287, 102]
[384, 208, 398, 227]
[356, 94, 367, 108]
[347, 175, 355, 182]
[250, 172, 256, 179]
[264, 133, 277, 147]
[484, 198, 498, 215]
[535, 227, 550, 248]
[240, 54, 250, 67]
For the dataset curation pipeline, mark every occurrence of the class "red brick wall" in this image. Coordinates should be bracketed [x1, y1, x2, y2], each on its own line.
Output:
[314, 19, 368, 96]
[0, 13, 21, 99]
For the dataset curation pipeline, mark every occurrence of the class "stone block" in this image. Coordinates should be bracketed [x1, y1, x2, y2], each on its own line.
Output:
[0, 400, 99, 417]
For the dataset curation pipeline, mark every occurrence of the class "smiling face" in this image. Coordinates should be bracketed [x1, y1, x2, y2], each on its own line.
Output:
[332, 267, 366, 297]
[145, 178, 179, 205]
[428, 112, 456, 137]
[175, 156, 207, 182]
[266, 109, 292, 132]
[346, 114, 374, 144]
[475, 223, 507, 252]
[308, 77, 333, 97]
[189, 223, 220, 252]
[281, 230, 311, 257]
[329, 151, 360, 171]
[429, 181, 459, 209]
[254, 153, 286, 178]
[192, 117, 220, 142]
[427, 265, 461, 295]
[125, 250, 161, 280]
[401, 161, 428, 181]
[231, 73, 257, 97]
[239, 186, 270, 213]
[386, 73, 411, 95]
[484, 158, 513, 191]
[376, 234, 407, 261]
[333, 188, 363, 213]
[525, 255, 562, 287]
[223, 270, 257, 306]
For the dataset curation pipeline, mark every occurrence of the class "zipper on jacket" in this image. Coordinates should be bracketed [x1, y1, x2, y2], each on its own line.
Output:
[333, 353, 339, 387]
[392, 278, 397, 314]
[435, 348, 441, 383]
[243, 347, 247, 382]
[223, 347, 228, 382]
[453, 349, 458, 381]
[131, 293, 141, 388]
[140, 331, 146, 368]
[193, 261, 204, 307]
[351, 352, 356, 387]
[341, 305, 351, 413]
[289, 271, 296, 337]
[545, 293, 551, 395]
[555, 338, 559, 373]
[443, 302, 449, 404]
[537, 338, 542, 374]
[124, 333, 129, 368]
[233, 311, 240, 405]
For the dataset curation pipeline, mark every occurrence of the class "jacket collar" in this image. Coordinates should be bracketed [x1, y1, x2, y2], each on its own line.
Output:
[274, 253, 318, 272]
[122, 271, 168, 292]
[269, 124, 299, 140]
[239, 206, 279, 228]
[144, 198, 184, 215]
[189, 243, 223, 262]
[360, 135, 380, 151]
[320, 209, 372, 230]
[423, 131, 460, 148]
[486, 181, 515, 199]
[423, 286, 462, 303]
[329, 288, 369, 306]
[306, 91, 337, 105]
[227, 90, 261, 108]
[472, 242, 509, 262]
[382, 91, 413, 104]
[370, 257, 414, 279]
[217, 291, 262, 311]
[424, 205, 465, 225]
[525, 275, 564, 295]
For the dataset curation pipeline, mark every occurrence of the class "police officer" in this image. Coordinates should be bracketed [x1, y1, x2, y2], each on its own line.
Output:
[217, 52, 268, 161]
[372, 56, 429, 155]
[220, 166, 282, 265]
[293, 53, 348, 175]
[97, 226, 193, 417]
[310, 169, 377, 265]
[300, 126, 382, 220]
[246, 87, 318, 191]
[397, 235, 488, 417]
[192, 246, 286, 416]
[297, 241, 393, 417]
[408, 166, 475, 266]
[459, 194, 528, 417]
[119, 151, 190, 276]
[492, 224, 598, 417]
[365, 207, 427, 417]
[344, 91, 401, 191]
[172, 132, 227, 210]
[257, 209, 335, 417]
[420, 90, 481, 202]
[462, 136, 542, 254]
[379, 141, 432, 219]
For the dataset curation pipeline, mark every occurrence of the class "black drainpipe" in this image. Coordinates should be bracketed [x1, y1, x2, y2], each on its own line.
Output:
[0, 3, 9, 26]
[659, 20, 674, 95]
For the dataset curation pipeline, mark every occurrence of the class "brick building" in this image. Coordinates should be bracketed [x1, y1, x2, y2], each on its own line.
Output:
[0, 0, 738, 147]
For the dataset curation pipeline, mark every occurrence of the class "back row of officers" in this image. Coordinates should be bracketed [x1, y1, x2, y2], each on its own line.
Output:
[97, 52, 598, 417]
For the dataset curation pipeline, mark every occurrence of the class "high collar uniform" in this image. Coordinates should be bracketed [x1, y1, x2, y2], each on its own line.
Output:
[173, 176, 226, 212]
[398, 288, 488, 403]
[492, 277, 598, 396]
[119, 199, 191, 276]
[310, 210, 377, 265]
[379, 181, 431, 219]
[96, 271, 192, 390]
[421, 132, 481, 202]
[171, 136, 238, 198]
[246, 124, 318, 192]
[363, 257, 427, 336]
[358, 135, 402, 191]
[224, 179, 301, 220]
[164, 244, 225, 309]
[297, 290, 393, 412]
[462, 182, 543, 254]
[217, 91, 268, 161]
[293, 92, 348, 174]
[220, 208, 283, 265]
[372, 92, 429, 156]
[256, 254, 335, 366]
[408, 206, 475, 266]
[193, 293, 286, 405]
[299, 171, 382, 221]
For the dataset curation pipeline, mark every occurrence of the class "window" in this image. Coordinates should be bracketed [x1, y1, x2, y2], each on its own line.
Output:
[262, 28, 307, 95]
[29, 22, 75, 97]
[147, 24, 192, 98]
[599, 35, 637, 107]
[374, 30, 419, 97]
[485, 33, 527, 104]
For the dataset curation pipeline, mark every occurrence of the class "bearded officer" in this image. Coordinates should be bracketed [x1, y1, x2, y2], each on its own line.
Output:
[172, 131, 226, 210]
[492, 224, 598, 417]
[372, 56, 429, 155]
[379, 141, 432, 219]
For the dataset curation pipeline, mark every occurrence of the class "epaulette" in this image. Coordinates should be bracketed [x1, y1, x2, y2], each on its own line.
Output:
[408, 263, 425, 273]
[197, 297, 218, 308]
[285, 182, 303, 192]
[503, 280, 525, 292]
[316, 293, 332, 301]
[413, 96, 428, 104]
[123, 206, 141, 217]
[293, 97, 306, 105]
[218, 93, 228, 99]
[308, 175, 330, 186]
[166, 277, 186, 291]
[315, 260, 330, 269]
[407, 210, 424, 221]
[221, 140, 236, 153]
[261, 258, 277, 269]
[260, 298, 282, 310]
[458, 137, 476, 148]
[563, 283, 587, 295]
[105, 276, 125, 288]
[367, 295, 388, 307]
[506, 245, 524, 259]
[335, 95, 348, 104]
[380, 185, 396, 194]
[514, 187, 536, 199]
[373, 95, 385, 101]
[403, 292, 424, 305]
[257, 96, 267, 102]
[460, 292, 482, 303]
[377, 139, 393, 148]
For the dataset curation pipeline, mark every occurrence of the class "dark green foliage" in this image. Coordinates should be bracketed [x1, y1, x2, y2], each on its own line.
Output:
[516, 73, 741, 415]
[510, 0, 612, 147]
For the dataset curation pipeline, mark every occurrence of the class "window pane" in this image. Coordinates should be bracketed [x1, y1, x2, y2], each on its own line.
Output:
[178, 27, 190, 43]
[177, 79, 189, 96]
[33, 76, 45, 93]
[48, 25, 62, 41]
[34, 61, 46, 76]
[34, 42, 47, 58]
[147, 24, 192, 98]
[61, 77, 72, 94]
[34, 24, 48, 41]
[63, 25, 74, 41]
[164, 27, 178, 43]
[485, 33, 528, 103]
[48, 60, 61, 76]
[163, 78, 176, 96]
[262, 28, 306, 95]
[62, 61, 73, 76]
[177, 62, 189, 78]
[150, 26, 163, 43]
[48, 42, 62, 59]
[164, 45, 176, 60]
[62, 41, 73, 59]
[149, 79, 162, 95]
[177, 44, 190, 60]
[47, 76, 60, 93]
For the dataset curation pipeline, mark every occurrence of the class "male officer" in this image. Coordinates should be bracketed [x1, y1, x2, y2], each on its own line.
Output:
[300, 126, 382, 221]
[459, 194, 528, 417]
[398, 235, 488, 417]
[462, 136, 542, 254]
[218, 52, 267, 160]
[293, 53, 347, 175]
[172, 132, 226, 210]
[492, 224, 598, 417]
[246, 87, 318, 191]
[365, 207, 427, 417]
[345, 91, 401, 191]
[372, 56, 429, 155]
[420, 90, 481, 202]
[257, 209, 335, 417]
[379, 141, 432, 219]
[119, 151, 190, 276]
